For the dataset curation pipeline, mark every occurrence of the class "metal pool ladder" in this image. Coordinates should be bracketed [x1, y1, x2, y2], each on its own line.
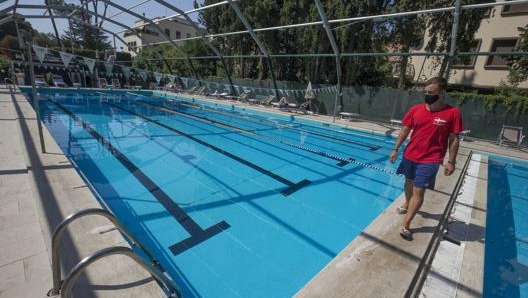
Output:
[46, 208, 182, 298]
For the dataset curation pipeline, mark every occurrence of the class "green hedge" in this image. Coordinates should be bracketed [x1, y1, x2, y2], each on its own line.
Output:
[449, 90, 528, 115]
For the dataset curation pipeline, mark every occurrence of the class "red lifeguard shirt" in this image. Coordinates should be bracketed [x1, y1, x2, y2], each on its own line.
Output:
[402, 103, 464, 163]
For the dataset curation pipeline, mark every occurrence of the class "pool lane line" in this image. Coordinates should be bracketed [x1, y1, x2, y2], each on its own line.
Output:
[149, 100, 399, 176]
[138, 100, 354, 167]
[47, 99, 231, 256]
[165, 98, 381, 151]
[104, 102, 312, 196]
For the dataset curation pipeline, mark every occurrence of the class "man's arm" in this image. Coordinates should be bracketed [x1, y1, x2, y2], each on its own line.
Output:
[389, 126, 410, 163]
[444, 133, 460, 175]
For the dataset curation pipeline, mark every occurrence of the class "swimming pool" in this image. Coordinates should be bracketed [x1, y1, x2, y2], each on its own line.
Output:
[31, 90, 404, 298]
[485, 155, 528, 298]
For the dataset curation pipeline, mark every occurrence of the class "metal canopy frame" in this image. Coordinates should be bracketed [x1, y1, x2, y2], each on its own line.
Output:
[2, 0, 528, 97]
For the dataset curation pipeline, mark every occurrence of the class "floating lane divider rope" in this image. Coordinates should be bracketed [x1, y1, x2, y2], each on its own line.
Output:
[47, 99, 230, 256]
[348, 160, 400, 176]
[165, 98, 381, 151]
[169, 99, 401, 175]
[138, 100, 355, 167]
[104, 101, 311, 196]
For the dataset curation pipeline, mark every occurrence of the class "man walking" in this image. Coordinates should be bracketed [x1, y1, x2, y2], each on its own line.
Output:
[389, 77, 464, 240]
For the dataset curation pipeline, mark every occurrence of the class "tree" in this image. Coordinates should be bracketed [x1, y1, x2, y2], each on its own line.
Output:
[330, 0, 391, 86]
[424, 0, 493, 79]
[0, 13, 34, 56]
[194, 0, 392, 86]
[32, 32, 60, 48]
[48, 0, 112, 55]
[384, 0, 427, 88]
[0, 13, 33, 40]
[507, 24, 528, 86]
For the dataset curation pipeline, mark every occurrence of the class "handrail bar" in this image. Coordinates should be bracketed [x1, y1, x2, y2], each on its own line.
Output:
[47, 208, 161, 296]
[404, 150, 474, 297]
[60, 246, 182, 298]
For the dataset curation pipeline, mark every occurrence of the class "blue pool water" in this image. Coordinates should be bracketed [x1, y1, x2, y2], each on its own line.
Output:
[485, 155, 528, 298]
[32, 91, 404, 298]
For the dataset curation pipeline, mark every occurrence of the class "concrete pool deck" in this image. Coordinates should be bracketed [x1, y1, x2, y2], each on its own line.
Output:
[1, 87, 527, 297]
[0, 89, 166, 298]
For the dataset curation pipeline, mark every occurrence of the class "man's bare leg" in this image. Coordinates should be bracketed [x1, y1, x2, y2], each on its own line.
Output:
[402, 186, 426, 230]
[400, 178, 414, 210]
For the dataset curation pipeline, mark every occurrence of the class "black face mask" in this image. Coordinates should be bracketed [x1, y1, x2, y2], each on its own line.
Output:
[424, 94, 440, 105]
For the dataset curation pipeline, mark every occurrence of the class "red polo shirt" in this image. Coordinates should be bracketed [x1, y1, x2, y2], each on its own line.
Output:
[402, 103, 464, 163]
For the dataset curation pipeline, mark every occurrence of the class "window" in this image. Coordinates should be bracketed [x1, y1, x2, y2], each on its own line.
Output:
[453, 40, 481, 69]
[502, 0, 528, 15]
[485, 38, 518, 69]
[164, 28, 170, 37]
[176, 31, 181, 39]
[186, 33, 191, 38]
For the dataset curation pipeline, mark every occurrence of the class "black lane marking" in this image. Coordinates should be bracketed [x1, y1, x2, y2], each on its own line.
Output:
[171, 98, 381, 151]
[139, 100, 354, 166]
[105, 102, 311, 196]
[48, 100, 230, 256]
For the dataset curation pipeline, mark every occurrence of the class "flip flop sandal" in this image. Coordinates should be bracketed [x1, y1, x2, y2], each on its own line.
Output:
[396, 206, 408, 214]
[399, 227, 413, 241]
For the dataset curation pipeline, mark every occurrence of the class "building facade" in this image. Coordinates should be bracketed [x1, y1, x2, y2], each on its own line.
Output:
[123, 16, 198, 56]
[409, 0, 528, 90]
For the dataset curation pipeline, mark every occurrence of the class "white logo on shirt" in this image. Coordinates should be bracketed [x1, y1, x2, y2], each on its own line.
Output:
[433, 117, 447, 126]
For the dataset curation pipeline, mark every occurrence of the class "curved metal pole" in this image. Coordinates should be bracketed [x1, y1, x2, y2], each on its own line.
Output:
[11, 1, 26, 50]
[98, 0, 200, 81]
[26, 42, 46, 153]
[226, 0, 279, 98]
[152, 0, 237, 95]
[47, 208, 160, 296]
[61, 246, 181, 298]
[445, 0, 462, 81]
[36, 3, 173, 74]
[44, 0, 65, 51]
[313, 0, 342, 121]
[67, 19, 149, 67]
[21, 5, 152, 69]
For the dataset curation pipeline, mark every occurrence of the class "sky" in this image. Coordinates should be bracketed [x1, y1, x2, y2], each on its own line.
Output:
[3, 0, 202, 49]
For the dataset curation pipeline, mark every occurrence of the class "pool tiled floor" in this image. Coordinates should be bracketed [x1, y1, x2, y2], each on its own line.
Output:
[1, 87, 527, 298]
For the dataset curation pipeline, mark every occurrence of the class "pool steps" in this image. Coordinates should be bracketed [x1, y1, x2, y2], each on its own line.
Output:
[47, 208, 182, 298]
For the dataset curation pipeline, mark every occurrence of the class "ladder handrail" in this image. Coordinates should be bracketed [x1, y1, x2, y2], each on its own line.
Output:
[61, 246, 182, 298]
[48, 208, 162, 296]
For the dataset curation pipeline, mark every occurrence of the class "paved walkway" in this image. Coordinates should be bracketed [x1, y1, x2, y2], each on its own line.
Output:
[0, 88, 165, 298]
[1, 87, 527, 298]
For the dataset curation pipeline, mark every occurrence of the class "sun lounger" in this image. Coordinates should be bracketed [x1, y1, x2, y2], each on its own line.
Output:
[390, 119, 403, 127]
[69, 73, 82, 88]
[51, 75, 67, 87]
[194, 86, 207, 95]
[289, 101, 312, 114]
[99, 78, 109, 88]
[497, 125, 525, 148]
[271, 97, 294, 109]
[111, 78, 121, 89]
[340, 111, 361, 121]
[459, 130, 471, 141]
[34, 75, 47, 87]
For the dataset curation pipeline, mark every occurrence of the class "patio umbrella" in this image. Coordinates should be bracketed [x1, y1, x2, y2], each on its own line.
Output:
[305, 81, 316, 111]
